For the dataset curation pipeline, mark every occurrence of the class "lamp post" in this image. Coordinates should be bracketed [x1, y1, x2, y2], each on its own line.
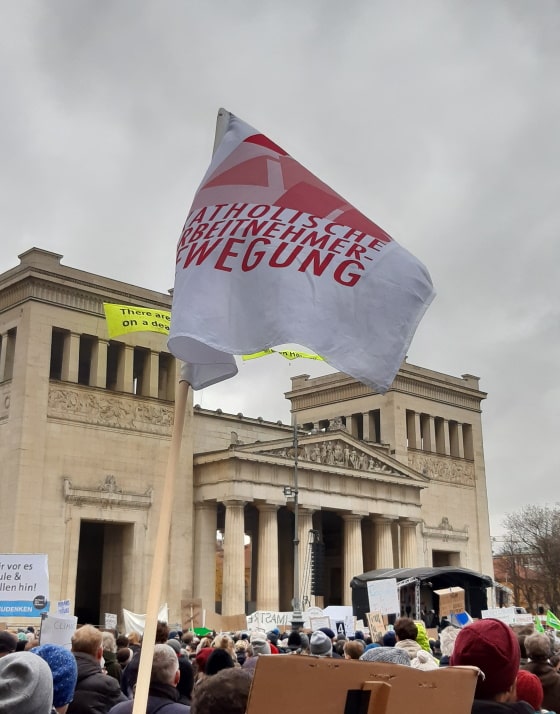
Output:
[284, 422, 304, 630]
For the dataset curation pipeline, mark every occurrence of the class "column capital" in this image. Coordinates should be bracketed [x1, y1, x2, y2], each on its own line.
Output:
[256, 502, 280, 513]
[342, 512, 365, 522]
[222, 499, 247, 509]
[399, 517, 422, 526]
[371, 515, 397, 525]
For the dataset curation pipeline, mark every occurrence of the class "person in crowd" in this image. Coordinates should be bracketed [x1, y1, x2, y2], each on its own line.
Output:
[394, 617, 422, 658]
[120, 621, 169, 697]
[0, 650, 54, 714]
[439, 625, 460, 666]
[521, 632, 560, 713]
[0, 630, 17, 658]
[382, 630, 397, 648]
[234, 638, 248, 665]
[177, 655, 194, 707]
[67, 624, 127, 714]
[343, 640, 365, 660]
[127, 632, 141, 655]
[102, 631, 122, 683]
[117, 647, 133, 670]
[205, 648, 236, 676]
[516, 670, 545, 714]
[318, 627, 342, 658]
[191, 668, 251, 714]
[32, 643, 78, 714]
[410, 649, 439, 670]
[249, 632, 271, 657]
[194, 647, 213, 684]
[360, 646, 411, 665]
[450, 618, 534, 713]
[310, 630, 333, 658]
[108, 644, 189, 713]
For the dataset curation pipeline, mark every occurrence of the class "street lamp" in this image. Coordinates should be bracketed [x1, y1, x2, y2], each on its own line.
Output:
[283, 423, 303, 630]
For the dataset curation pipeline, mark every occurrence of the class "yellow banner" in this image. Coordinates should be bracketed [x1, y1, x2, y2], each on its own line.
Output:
[242, 349, 324, 362]
[103, 303, 171, 339]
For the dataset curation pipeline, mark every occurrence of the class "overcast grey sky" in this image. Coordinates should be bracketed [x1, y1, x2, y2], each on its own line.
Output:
[2, 1, 558, 537]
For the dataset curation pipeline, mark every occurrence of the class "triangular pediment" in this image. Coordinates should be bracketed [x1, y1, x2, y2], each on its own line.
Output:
[233, 431, 428, 483]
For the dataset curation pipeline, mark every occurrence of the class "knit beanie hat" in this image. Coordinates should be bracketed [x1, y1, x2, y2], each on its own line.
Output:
[195, 647, 213, 674]
[166, 638, 182, 655]
[205, 648, 235, 676]
[382, 631, 396, 647]
[360, 646, 411, 666]
[318, 627, 335, 640]
[31, 644, 78, 709]
[410, 649, 439, 671]
[516, 670, 544, 711]
[450, 619, 520, 699]
[287, 631, 302, 650]
[250, 634, 271, 656]
[0, 652, 54, 714]
[310, 631, 333, 657]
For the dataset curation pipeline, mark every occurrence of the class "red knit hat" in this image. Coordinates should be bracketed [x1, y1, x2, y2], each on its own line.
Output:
[516, 670, 543, 711]
[450, 619, 520, 699]
[195, 647, 213, 674]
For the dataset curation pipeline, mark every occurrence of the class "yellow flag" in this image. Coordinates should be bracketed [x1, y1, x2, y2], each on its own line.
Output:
[103, 303, 171, 339]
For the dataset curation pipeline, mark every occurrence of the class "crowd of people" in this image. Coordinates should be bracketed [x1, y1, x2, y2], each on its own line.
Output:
[1, 615, 560, 713]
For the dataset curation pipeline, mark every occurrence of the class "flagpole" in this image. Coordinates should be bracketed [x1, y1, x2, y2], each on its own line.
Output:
[132, 377, 189, 714]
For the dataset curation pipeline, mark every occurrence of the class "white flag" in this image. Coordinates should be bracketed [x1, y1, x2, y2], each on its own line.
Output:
[169, 110, 435, 392]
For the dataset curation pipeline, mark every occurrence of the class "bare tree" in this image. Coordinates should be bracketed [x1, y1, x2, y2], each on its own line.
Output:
[502, 505, 560, 612]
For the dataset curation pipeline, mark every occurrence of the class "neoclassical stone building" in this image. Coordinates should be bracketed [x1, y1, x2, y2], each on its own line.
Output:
[0, 248, 493, 625]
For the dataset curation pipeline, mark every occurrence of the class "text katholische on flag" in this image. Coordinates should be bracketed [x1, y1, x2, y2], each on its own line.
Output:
[168, 110, 435, 391]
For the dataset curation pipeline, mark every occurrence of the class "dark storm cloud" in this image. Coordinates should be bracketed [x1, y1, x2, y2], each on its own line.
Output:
[1, 0, 559, 534]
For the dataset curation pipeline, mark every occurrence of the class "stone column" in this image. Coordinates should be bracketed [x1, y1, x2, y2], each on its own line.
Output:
[407, 411, 421, 449]
[256, 504, 279, 611]
[399, 519, 419, 568]
[61, 332, 80, 383]
[0, 332, 6, 381]
[456, 423, 465, 458]
[90, 339, 108, 388]
[145, 350, 159, 398]
[422, 414, 436, 452]
[116, 344, 134, 393]
[345, 415, 355, 438]
[373, 516, 395, 569]
[193, 502, 218, 612]
[298, 508, 315, 607]
[343, 514, 364, 606]
[222, 500, 246, 615]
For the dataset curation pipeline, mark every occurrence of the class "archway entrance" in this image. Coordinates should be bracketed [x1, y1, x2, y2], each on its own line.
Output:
[75, 520, 132, 625]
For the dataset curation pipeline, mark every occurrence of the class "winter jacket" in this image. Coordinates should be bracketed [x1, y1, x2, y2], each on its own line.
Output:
[67, 652, 128, 714]
[108, 682, 190, 714]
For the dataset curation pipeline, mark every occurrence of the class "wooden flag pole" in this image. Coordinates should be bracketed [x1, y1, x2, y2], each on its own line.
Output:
[132, 377, 189, 714]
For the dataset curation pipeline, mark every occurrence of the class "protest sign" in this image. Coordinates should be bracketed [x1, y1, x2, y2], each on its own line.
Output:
[39, 614, 77, 649]
[434, 587, 465, 616]
[367, 611, 386, 640]
[57, 600, 71, 615]
[105, 613, 118, 630]
[0, 554, 49, 617]
[367, 578, 399, 615]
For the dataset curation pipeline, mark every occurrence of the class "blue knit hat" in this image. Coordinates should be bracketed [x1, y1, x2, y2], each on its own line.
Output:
[31, 644, 77, 708]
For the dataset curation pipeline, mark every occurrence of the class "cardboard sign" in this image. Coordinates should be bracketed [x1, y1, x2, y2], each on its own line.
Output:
[247, 654, 479, 714]
[367, 578, 399, 615]
[205, 611, 247, 633]
[367, 611, 386, 640]
[434, 587, 465, 616]
[39, 614, 77, 649]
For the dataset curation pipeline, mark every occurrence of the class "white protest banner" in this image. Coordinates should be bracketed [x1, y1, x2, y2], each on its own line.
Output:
[0, 554, 49, 618]
[246, 611, 293, 631]
[39, 614, 77, 649]
[481, 607, 516, 624]
[367, 578, 399, 616]
[122, 604, 168, 635]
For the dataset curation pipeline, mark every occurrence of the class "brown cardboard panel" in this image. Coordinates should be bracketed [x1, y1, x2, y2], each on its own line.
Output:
[247, 656, 478, 714]
[181, 598, 203, 630]
[434, 587, 465, 616]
